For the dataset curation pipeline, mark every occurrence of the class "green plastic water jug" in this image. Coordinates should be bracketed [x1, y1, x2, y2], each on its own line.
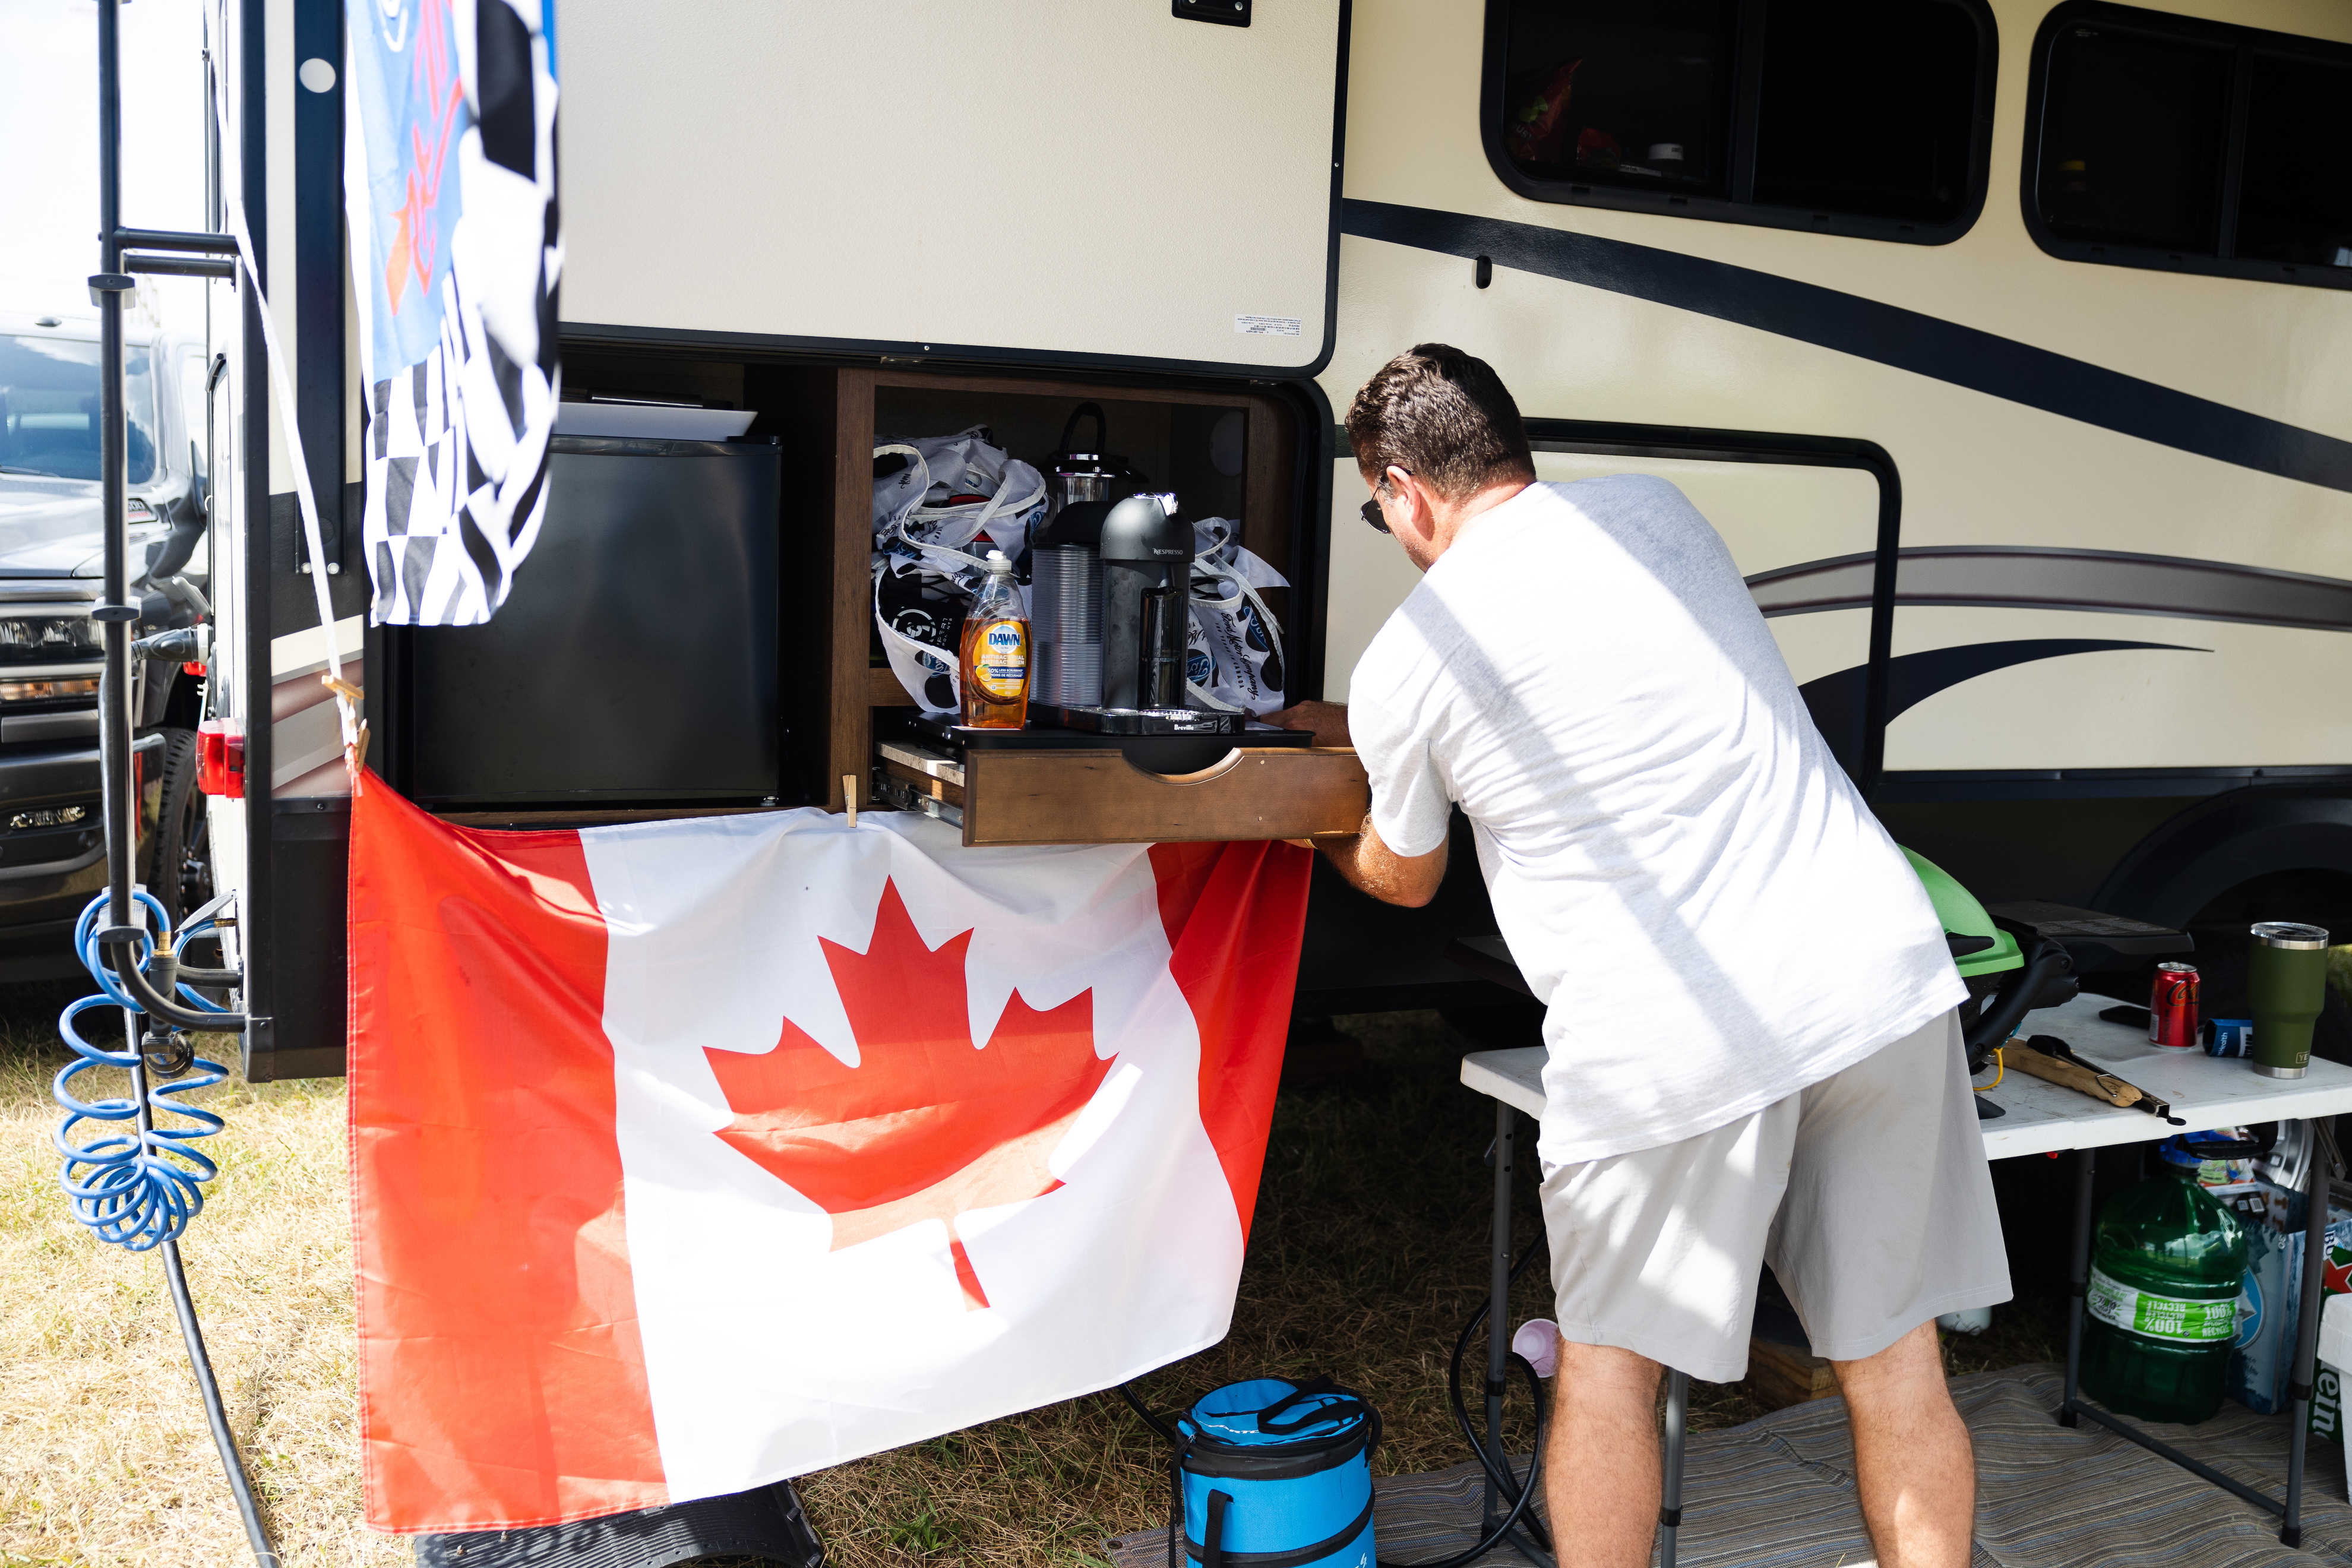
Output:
[2079, 1135, 2249, 1424]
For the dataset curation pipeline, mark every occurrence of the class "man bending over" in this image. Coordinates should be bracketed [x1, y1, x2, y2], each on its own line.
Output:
[1273, 344, 2007, 1568]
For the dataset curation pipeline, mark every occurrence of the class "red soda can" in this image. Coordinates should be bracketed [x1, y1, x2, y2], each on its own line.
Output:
[2149, 962, 2200, 1048]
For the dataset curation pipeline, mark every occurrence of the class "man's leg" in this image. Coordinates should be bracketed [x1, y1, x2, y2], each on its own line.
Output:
[1831, 1320, 1974, 1568]
[1541, 1339, 1664, 1568]
[1768, 1011, 2006, 1568]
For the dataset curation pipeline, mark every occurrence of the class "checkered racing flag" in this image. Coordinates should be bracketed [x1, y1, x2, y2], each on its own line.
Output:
[345, 0, 560, 625]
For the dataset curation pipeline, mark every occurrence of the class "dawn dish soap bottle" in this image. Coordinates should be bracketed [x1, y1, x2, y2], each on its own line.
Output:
[959, 551, 1029, 729]
[2078, 1134, 2249, 1424]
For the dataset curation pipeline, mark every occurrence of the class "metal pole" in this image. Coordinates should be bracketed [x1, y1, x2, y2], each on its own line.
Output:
[2060, 1146, 2094, 1424]
[163, 1238, 279, 1563]
[204, 33, 221, 235]
[1485, 1101, 1516, 1532]
[97, 0, 132, 938]
[2281, 1118, 2329, 1548]
[93, 0, 155, 1188]
[1659, 1368, 1689, 1568]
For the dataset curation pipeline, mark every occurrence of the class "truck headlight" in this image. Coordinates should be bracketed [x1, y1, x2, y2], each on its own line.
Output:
[0, 618, 103, 657]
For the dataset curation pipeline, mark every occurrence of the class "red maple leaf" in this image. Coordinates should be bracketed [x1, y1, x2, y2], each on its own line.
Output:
[704, 879, 1112, 1310]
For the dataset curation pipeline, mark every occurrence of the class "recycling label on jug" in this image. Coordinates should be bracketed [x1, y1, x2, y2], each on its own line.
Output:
[2088, 1266, 2239, 1343]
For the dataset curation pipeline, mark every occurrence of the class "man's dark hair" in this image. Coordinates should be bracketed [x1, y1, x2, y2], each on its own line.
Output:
[1345, 343, 1534, 500]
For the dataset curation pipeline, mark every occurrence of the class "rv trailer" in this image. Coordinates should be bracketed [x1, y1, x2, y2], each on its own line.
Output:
[192, 0, 2352, 1079]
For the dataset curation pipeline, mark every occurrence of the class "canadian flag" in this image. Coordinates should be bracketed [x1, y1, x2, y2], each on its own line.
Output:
[346, 777, 1310, 1532]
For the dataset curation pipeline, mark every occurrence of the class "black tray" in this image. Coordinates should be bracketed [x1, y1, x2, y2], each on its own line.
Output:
[889, 710, 1313, 777]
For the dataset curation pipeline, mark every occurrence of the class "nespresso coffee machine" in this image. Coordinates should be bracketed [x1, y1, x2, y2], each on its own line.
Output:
[1034, 493, 1253, 736]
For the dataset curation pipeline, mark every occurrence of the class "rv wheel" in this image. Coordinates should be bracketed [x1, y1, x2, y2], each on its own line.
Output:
[151, 726, 210, 927]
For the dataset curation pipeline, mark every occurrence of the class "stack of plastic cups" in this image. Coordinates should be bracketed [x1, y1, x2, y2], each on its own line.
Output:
[1030, 544, 1101, 708]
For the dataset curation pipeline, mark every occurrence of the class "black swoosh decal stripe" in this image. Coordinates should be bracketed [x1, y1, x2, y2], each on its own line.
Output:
[1799, 638, 2200, 772]
[1747, 545, 2352, 632]
[1341, 199, 2352, 498]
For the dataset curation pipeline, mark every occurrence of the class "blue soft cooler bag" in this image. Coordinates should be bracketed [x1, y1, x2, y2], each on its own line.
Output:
[1169, 1377, 1377, 1568]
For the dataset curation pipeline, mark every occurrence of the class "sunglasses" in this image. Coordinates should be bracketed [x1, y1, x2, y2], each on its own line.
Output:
[1358, 467, 1411, 534]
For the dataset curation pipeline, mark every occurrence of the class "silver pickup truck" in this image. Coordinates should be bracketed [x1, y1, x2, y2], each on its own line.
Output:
[0, 304, 213, 977]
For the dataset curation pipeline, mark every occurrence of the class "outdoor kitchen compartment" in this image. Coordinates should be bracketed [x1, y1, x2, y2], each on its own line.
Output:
[396, 435, 785, 805]
[848, 368, 1362, 844]
[378, 352, 1361, 841]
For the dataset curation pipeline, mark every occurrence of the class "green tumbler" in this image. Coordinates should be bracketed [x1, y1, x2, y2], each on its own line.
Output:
[2249, 921, 2330, 1079]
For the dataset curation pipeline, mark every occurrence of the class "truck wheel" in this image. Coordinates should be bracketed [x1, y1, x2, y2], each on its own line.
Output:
[151, 726, 210, 927]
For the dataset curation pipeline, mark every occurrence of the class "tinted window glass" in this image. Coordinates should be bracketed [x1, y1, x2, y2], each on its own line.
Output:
[0, 336, 157, 486]
[1751, 0, 1981, 225]
[178, 346, 209, 481]
[1500, 0, 1740, 198]
[2234, 53, 2352, 270]
[2037, 24, 2231, 254]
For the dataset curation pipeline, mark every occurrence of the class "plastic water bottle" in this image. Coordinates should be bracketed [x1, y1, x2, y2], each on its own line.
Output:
[2079, 1136, 2249, 1424]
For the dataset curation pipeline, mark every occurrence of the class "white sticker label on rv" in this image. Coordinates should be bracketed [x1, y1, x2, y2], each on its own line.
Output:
[1234, 314, 1303, 337]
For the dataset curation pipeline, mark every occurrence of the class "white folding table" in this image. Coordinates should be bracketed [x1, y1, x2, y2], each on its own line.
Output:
[1457, 991, 2352, 1566]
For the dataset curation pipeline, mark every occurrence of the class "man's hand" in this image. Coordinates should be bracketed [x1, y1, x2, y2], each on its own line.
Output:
[1265, 703, 1441, 903]
[1317, 813, 1447, 908]
[1264, 700, 1352, 749]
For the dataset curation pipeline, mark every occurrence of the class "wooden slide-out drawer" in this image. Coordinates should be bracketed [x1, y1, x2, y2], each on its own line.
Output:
[879, 739, 1368, 847]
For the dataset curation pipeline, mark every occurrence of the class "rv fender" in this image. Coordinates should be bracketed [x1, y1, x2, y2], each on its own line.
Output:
[2092, 785, 2352, 931]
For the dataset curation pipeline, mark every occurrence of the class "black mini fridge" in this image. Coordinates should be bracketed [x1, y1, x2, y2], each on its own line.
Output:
[400, 435, 784, 806]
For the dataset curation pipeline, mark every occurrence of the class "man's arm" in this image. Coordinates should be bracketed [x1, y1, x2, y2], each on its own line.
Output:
[1267, 701, 1446, 904]
[1316, 813, 1447, 908]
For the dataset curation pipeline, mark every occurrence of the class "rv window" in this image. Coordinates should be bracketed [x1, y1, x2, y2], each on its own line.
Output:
[1752, 0, 1983, 226]
[1496, 0, 1740, 201]
[2035, 24, 2231, 254]
[2233, 54, 2352, 271]
[2024, 4, 2352, 290]
[1489, 0, 1994, 244]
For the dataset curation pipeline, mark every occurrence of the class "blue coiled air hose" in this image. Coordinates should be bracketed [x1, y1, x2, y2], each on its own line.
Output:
[55, 889, 229, 1246]
[53, 887, 280, 1566]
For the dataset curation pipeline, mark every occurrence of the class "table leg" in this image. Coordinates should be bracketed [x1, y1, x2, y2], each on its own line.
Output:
[1659, 1368, 1688, 1568]
[2282, 1117, 2330, 1549]
[2059, 1146, 2094, 1427]
[1485, 1101, 1516, 1536]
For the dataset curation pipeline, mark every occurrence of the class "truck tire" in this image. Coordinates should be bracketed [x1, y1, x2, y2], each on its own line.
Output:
[151, 726, 209, 927]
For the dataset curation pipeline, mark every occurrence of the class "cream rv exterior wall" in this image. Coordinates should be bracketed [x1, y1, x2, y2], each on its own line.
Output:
[558, 0, 1342, 372]
[1320, 0, 2352, 773]
[1322, 451, 1882, 703]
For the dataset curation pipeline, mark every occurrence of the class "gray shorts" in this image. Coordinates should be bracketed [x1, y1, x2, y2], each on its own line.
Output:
[1538, 1008, 2010, 1383]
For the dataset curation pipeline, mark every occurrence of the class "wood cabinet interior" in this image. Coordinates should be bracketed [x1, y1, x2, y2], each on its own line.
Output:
[832, 368, 1298, 814]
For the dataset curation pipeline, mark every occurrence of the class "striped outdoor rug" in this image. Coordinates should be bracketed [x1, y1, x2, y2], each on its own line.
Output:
[1105, 1366, 2352, 1567]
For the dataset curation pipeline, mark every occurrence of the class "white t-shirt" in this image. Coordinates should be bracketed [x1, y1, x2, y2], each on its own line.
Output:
[1348, 476, 1963, 1168]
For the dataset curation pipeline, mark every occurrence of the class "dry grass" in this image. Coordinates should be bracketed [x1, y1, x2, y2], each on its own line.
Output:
[0, 982, 405, 1568]
[0, 993, 2064, 1568]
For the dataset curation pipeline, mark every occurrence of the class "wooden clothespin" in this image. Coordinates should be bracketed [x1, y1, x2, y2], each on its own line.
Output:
[323, 674, 369, 783]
